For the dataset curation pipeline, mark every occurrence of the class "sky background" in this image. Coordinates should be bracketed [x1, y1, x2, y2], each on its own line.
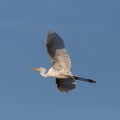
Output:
[0, 0, 120, 120]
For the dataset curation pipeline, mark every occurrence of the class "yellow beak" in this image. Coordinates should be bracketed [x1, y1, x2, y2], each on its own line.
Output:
[32, 67, 41, 71]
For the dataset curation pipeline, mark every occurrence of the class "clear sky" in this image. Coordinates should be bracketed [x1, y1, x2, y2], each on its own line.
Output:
[0, 0, 120, 120]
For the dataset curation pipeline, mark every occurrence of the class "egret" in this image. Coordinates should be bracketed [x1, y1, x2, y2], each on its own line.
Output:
[32, 31, 96, 92]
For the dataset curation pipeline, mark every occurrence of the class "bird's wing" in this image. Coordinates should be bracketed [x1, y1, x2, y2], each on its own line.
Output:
[46, 31, 71, 71]
[56, 78, 76, 92]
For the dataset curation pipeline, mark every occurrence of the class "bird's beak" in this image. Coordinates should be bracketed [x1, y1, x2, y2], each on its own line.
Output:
[32, 67, 41, 71]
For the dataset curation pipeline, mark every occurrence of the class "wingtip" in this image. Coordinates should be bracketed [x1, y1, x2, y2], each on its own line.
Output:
[48, 29, 53, 34]
[48, 29, 58, 35]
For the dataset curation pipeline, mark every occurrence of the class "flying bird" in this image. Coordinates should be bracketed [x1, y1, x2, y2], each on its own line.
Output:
[32, 31, 96, 92]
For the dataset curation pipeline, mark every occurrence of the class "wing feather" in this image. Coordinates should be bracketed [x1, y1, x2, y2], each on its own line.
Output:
[46, 31, 71, 71]
[56, 78, 76, 92]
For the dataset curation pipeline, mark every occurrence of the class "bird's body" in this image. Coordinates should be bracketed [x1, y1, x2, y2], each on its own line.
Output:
[32, 31, 96, 92]
[32, 67, 73, 78]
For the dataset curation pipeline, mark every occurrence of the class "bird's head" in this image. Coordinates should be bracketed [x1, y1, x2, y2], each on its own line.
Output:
[32, 67, 47, 77]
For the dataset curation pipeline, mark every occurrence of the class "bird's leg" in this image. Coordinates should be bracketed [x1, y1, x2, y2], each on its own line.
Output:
[68, 76, 76, 79]
[73, 76, 96, 83]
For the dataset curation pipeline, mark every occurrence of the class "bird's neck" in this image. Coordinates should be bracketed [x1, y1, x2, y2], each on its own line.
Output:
[40, 70, 48, 77]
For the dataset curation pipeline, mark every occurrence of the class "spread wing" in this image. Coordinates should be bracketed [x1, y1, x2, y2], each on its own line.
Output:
[46, 31, 71, 71]
[56, 78, 76, 92]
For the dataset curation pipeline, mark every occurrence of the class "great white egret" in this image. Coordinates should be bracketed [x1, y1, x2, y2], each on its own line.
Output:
[32, 31, 96, 92]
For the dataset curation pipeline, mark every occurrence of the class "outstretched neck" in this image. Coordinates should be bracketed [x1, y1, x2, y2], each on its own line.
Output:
[40, 68, 48, 77]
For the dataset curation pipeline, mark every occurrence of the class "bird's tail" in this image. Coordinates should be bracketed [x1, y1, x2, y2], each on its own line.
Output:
[74, 76, 96, 83]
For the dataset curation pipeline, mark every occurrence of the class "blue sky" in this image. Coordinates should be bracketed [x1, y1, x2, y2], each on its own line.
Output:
[0, 0, 120, 120]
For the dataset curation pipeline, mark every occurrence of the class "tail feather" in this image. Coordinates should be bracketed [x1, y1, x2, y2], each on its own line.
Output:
[74, 76, 96, 83]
